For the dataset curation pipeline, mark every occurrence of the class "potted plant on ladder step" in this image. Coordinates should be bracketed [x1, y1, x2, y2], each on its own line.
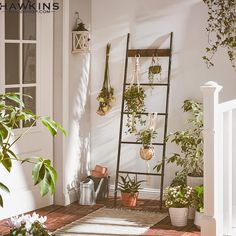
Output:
[118, 175, 145, 207]
[165, 185, 193, 227]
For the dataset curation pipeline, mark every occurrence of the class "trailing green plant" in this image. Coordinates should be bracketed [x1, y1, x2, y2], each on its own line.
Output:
[203, 0, 236, 68]
[193, 185, 204, 213]
[165, 185, 193, 208]
[118, 175, 145, 196]
[124, 85, 146, 133]
[154, 100, 203, 178]
[0, 93, 66, 207]
[97, 43, 115, 116]
[136, 128, 157, 148]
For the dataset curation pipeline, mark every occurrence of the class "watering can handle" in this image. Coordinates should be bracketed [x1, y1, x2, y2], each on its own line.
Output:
[94, 178, 105, 199]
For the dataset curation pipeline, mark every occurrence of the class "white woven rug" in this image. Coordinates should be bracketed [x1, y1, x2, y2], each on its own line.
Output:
[54, 207, 167, 236]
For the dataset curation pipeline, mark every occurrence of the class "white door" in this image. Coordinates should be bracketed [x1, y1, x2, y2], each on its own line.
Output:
[0, 0, 53, 219]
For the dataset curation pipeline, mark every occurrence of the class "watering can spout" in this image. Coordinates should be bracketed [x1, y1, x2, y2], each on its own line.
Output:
[95, 178, 104, 200]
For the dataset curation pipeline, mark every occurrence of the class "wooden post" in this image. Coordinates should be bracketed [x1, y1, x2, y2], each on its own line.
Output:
[201, 81, 223, 236]
[223, 110, 232, 235]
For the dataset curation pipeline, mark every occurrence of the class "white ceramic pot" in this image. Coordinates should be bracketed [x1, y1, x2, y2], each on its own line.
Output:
[169, 207, 188, 227]
[187, 175, 203, 187]
[194, 211, 203, 229]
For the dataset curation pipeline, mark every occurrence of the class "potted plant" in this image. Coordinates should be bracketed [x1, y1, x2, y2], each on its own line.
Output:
[165, 185, 193, 227]
[154, 100, 204, 187]
[193, 185, 204, 229]
[136, 128, 157, 160]
[0, 93, 66, 207]
[124, 85, 146, 133]
[118, 175, 145, 207]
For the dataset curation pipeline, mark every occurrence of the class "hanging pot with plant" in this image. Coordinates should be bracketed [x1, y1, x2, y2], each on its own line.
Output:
[124, 55, 146, 133]
[148, 55, 162, 85]
[97, 43, 115, 116]
[203, 0, 236, 68]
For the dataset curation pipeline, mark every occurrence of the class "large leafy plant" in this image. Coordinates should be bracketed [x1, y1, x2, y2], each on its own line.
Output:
[118, 175, 145, 196]
[154, 100, 203, 177]
[0, 93, 66, 207]
[203, 0, 236, 68]
[124, 85, 146, 133]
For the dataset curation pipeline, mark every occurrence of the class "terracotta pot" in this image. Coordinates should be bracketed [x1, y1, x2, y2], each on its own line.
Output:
[140, 146, 154, 160]
[121, 192, 139, 207]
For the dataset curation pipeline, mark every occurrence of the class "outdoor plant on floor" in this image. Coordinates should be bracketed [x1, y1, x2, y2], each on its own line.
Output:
[165, 185, 193, 227]
[193, 185, 204, 229]
[0, 93, 66, 207]
[118, 174, 145, 207]
[154, 100, 204, 186]
[5, 212, 53, 236]
[202, 0, 236, 68]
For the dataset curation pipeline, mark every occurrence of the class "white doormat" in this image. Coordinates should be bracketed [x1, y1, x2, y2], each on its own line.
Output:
[54, 207, 167, 236]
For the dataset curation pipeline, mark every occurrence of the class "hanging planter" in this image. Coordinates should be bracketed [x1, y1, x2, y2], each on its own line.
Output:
[96, 43, 115, 116]
[124, 55, 146, 133]
[148, 55, 162, 85]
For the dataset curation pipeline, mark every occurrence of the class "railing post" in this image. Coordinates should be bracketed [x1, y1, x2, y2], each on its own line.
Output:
[201, 81, 222, 236]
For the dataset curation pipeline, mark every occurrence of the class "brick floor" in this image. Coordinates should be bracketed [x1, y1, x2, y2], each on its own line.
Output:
[0, 198, 200, 235]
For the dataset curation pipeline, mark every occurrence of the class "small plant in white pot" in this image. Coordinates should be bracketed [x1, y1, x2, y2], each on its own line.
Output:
[165, 185, 193, 227]
[193, 185, 204, 229]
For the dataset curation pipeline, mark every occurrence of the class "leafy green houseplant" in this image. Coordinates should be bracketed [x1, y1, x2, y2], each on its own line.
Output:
[154, 100, 203, 182]
[136, 128, 157, 160]
[165, 185, 193, 227]
[0, 93, 66, 207]
[193, 185, 204, 228]
[203, 0, 236, 68]
[118, 175, 145, 207]
[124, 85, 146, 133]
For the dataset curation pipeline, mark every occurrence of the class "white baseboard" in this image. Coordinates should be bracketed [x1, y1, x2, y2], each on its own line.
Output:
[109, 185, 160, 200]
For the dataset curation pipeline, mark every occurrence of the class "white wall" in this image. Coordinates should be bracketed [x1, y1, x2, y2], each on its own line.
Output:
[54, 0, 91, 205]
[90, 0, 236, 197]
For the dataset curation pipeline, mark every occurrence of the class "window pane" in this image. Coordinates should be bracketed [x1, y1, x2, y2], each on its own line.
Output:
[23, 44, 36, 84]
[5, 87, 20, 128]
[23, 87, 36, 127]
[5, 43, 20, 85]
[23, 0, 36, 40]
[5, 0, 20, 40]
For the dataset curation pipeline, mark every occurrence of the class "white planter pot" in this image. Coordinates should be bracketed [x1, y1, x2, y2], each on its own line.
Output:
[194, 211, 203, 229]
[169, 207, 188, 227]
[187, 175, 203, 187]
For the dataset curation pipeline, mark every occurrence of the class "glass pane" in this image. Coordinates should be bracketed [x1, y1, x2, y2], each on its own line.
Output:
[23, 0, 36, 40]
[23, 44, 36, 84]
[23, 87, 36, 127]
[5, 87, 20, 129]
[5, 43, 20, 85]
[5, 0, 20, 40]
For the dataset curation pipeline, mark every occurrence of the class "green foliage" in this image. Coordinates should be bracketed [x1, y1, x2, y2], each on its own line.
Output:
[170, 172, 187, 187]
[136, 128, 157, 147]
[118, 175, 145, 196]
[193, 185, 204, 213]
[154, 100, 203, 177]
[0, 93, 66, 207]
[124, 85, 146, 133]
[165, 185, 193, 208]
[203, 0, 236, 68]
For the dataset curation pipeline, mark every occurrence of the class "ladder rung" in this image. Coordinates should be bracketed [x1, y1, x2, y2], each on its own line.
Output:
[121, 141, 164, 146]
[119, 171, 162, 176]
[123, 112, 167, 116]
[125, 83, 168, 86]
[128, 49, 171, 57]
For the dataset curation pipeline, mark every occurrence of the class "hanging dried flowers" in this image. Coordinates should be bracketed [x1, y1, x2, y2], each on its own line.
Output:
[96, 43, 115, 116]
[124, 55, 146, 133]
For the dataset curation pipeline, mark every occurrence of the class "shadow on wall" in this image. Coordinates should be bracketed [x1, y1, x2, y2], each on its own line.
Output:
[65, 53, 91, 197]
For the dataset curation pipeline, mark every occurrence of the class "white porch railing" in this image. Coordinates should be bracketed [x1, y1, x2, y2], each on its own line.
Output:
[201, 81, 236, 236]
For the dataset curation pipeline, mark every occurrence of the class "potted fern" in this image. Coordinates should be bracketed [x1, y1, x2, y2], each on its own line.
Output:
[118, 175, 145, 207]
[136, 128, 157, 160]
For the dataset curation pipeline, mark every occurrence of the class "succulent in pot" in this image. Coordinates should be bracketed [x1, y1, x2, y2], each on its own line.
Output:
[165, 185, 193, 227]
[118, 175, 145, 207]
[136, 128, 157, 160]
